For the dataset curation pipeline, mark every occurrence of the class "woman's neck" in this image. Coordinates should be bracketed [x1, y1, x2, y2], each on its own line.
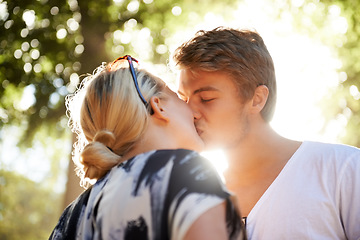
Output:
[122, 122, 177, 161]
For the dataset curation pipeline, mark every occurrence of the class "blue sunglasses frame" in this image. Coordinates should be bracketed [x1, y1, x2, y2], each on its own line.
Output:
[110, 55, 148, 105]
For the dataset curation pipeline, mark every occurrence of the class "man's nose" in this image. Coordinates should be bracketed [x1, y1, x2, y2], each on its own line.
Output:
[193, 111, 201, 121]
[187, 100, 201, 120]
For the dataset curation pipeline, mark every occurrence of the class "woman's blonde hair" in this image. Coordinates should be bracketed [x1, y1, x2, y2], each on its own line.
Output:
[66, 60, 165, 187]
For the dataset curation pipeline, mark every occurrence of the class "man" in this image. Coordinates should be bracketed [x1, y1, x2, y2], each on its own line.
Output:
[172, 27, 360, 239]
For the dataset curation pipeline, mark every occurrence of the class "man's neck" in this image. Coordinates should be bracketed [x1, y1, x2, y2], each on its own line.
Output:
[221, 124, 302, 216]
[223, 124, 302, 186]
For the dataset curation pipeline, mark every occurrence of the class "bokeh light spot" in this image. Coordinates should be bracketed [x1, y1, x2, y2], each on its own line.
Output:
[24, 62, 32, 73]
[56, 28, 67, 39]
[4, 19, 13, 29]
[14, 49, 23, 59]
[67, 18, 79, 31]
[121, 32, 132, 44]
[50, 6, 59, 15]
[172, 6, 182, 16]
[127, 0, 140, 13]
[30, 49, 40, 60]
[74, 44, 84, 55]
[30, 39, 39, 48]
[21, 42, 30, 51]
[33, 63, 42, 73]
[0, 1, 9, 21]
[156, 44, 168, 54]
[20, 28, 29, 38]
[22, 10, 36, 27]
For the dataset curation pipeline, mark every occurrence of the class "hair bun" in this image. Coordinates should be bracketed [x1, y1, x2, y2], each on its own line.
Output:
[80, 130, 120, 181]
[93, 130, 116, 149]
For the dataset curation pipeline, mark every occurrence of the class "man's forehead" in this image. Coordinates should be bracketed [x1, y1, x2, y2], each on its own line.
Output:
[178, 69, 208, 86]
[178, 69, 238, 98]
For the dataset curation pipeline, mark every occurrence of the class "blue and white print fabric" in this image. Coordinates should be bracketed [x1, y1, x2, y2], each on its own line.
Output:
[49, 149, 244, 240]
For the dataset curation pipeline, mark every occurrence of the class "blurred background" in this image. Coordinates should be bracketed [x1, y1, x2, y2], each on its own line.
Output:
[0, 0, 359, 239]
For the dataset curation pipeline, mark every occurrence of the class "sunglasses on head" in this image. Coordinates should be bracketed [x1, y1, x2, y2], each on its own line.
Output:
[109, 55, 148, 106]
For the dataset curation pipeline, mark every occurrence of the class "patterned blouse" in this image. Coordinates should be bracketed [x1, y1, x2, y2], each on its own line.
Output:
[49, 149, 245, 240]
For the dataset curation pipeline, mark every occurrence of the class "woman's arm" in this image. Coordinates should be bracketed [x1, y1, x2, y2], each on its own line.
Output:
[183, 201, 227, 240]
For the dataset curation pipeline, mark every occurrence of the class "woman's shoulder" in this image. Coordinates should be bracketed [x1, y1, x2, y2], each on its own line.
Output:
[120, 149, 207, 174]
[161, 149, 228, 198]
[148, 148, 210, 167]
[147, 148, 201, 161]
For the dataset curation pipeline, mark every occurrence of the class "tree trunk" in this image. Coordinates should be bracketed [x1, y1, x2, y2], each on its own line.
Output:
[62, 3, 110, 208]
[63, 134, 84, 208]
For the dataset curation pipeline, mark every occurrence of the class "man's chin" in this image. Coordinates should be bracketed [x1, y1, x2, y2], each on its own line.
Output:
[202, 140, 223, 151]
[198, 133, 224, 150]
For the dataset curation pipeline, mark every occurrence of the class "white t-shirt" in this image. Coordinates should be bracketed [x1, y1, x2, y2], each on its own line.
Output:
[246, 141, 360, 240]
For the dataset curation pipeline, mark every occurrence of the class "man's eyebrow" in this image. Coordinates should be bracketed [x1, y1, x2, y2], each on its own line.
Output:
[177, 90, 186, 97]
[193, 86, 219, 95]
[177, 86, 219, 97]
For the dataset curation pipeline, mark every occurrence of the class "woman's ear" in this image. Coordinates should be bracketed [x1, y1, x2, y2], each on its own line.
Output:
[251, 85, 269, 113]
[149, 96, 170, 123]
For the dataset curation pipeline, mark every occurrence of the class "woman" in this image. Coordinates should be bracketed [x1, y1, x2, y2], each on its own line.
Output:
[49, 55, 245, 240]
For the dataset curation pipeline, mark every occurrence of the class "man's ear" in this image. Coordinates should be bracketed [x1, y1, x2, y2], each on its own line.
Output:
[149, 96, 170, 123]
[251, 85, 269, 113]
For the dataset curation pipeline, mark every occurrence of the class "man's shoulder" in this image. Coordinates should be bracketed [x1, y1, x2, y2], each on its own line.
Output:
[296, 141, 360, 171]
[301, 141, 360, 156]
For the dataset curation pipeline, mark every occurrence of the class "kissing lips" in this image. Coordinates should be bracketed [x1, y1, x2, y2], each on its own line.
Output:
[195, 127, 203, 136]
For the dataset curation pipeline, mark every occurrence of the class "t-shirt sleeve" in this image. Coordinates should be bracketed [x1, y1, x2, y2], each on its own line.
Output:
[166, 151, 240, 240]
[339, 149, 360, 240]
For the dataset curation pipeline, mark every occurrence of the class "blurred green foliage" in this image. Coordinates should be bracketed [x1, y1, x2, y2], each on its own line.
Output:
[270, 0, 360, 147]
[0, 0, 236, 146]
[0, 0, 81, 146]
[304, 0, 360, 147]
[0, 169, 62, 240]
[327, 0, 360, 147]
